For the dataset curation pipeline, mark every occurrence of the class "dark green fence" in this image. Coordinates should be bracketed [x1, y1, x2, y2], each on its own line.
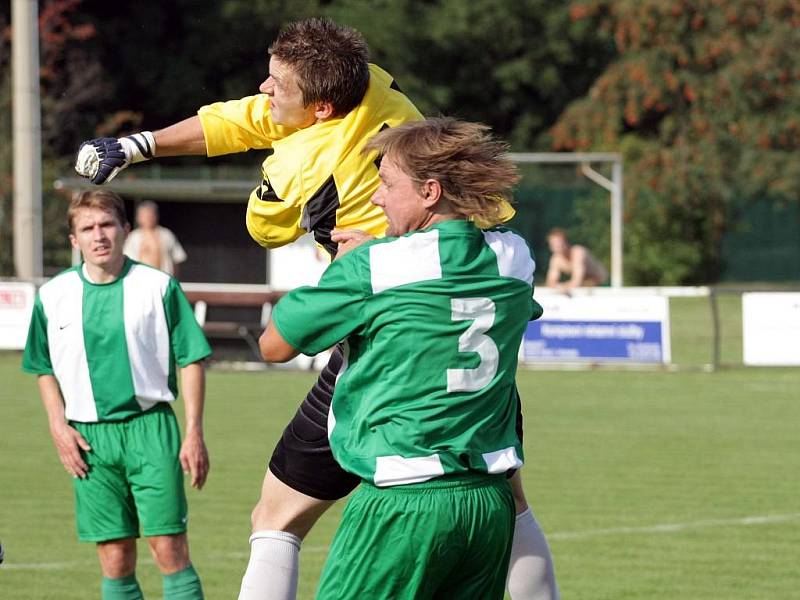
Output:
[510, 170, 800, 284]
[720, 199, 800, 282]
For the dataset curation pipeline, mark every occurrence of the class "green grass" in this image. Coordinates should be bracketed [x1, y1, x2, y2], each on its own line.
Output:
[669, 295, 743, 367]
[2, 342, 799, 598]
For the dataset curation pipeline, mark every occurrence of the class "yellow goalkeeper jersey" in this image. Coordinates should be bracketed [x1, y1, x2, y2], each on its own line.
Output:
[198, 64, 424, 255]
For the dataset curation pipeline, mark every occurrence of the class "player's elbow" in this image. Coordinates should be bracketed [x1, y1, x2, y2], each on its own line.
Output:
[258, 337, 286, 362]
[246, 218, 273, 249]
[245, 212, 296, 250]
[258, 329, 298, 363]
[259, 345, 294, 363]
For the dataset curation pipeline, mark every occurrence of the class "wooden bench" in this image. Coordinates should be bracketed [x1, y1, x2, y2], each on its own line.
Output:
[182, 285, 286, 360]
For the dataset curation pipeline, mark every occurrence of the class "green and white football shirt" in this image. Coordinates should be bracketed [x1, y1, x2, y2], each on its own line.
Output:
[22, 259, 211, 422]
[272, 219, 543, 486]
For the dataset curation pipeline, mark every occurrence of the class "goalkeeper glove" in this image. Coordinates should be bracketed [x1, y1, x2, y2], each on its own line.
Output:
[74, 131, 156, 185]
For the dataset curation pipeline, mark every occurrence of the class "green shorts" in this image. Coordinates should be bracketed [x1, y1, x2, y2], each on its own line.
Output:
[70, 403, 187, 542]
[315, 474, 515, 600]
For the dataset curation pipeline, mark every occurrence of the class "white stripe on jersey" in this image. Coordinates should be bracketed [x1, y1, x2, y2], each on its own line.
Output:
[369, 229, 442, 293]
[482, 229, 535, 285]
[482, 446, 523, 474]
[374, 454, 445, 487]
[123, 264, 175, 409]
[39, 272, 98, 422]
[328, 340, 350, 439]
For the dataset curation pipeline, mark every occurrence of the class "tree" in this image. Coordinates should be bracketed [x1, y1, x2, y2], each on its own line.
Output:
[0, 0, 114, 275]
[74, 0, 321, 134]
[327, 0, 614, 149]
[66, 0, 610, 151]
[551, 0, 800, 284]
[0, 12, 12, 276]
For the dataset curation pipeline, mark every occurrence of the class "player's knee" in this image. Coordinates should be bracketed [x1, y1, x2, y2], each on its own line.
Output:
[97, 539, 137, 578]
[250, 500, 269, 529]
[250, 495, 299, 533]
[148, 534, 190, 574]
[250, 494, 329, 539]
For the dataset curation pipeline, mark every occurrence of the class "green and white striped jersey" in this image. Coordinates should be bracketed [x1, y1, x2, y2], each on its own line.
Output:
[272, 219, 543, 487]
[22, 259, 211, 423]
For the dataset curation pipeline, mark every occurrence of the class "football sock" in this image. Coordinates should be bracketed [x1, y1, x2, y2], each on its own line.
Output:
[238, 530, 301, 600]
[163, 564, 204, 600]
[101, 573, 144, 600]
[506, 506, 560, 600]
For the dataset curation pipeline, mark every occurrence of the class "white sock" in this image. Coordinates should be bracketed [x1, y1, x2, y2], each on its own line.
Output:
[238, 530, 301, 600]
[507, 507, 560, 600]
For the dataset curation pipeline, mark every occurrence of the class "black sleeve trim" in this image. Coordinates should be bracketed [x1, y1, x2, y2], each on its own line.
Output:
[372, 122, 391, 171]
[300, 174, 340, 258]
[256, 176, 283, 202]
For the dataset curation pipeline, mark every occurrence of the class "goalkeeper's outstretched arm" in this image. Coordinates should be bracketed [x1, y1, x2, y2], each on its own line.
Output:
[152, 116, 207, 156]
[75, 116, 207, 185]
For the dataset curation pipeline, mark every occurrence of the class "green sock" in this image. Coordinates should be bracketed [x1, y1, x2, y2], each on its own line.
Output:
[163, 564, 204, 600]
[101, 573, 144, 600]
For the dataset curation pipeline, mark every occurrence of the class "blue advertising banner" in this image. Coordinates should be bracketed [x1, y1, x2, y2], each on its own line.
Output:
[522, 294, 671, 364]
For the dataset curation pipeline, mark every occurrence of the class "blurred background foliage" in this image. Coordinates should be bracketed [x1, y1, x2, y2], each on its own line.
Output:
[1, 0, 799, 283]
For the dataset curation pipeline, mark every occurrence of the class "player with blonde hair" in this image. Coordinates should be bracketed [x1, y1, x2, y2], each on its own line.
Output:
[262, 117, 542, 598]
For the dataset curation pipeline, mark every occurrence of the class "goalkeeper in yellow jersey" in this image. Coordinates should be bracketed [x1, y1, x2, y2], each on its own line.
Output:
[75, 18, 557, 600]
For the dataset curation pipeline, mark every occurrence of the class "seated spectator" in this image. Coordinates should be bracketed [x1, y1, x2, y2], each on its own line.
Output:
[545, 227, 607, 293]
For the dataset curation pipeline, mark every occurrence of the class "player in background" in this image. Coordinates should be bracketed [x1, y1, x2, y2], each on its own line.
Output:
[22, 190, 211, 600]
[261, 117, 539, 599]
[74, 18, 557, 600]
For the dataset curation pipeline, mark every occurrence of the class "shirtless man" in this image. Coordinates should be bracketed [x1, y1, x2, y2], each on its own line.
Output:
[124, 201, 187, 277]
[545, 228, 607, 293]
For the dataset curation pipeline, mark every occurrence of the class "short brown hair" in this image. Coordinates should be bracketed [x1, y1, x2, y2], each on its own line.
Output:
[136, 200, 159, 216]
[269, 18, 370, 117]
[68, 189, 128, 232]
[365, 117, 519, 227]
[547, 228, 569, 240]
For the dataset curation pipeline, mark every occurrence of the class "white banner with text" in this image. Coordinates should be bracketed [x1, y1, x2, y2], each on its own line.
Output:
[0, 282, 36, 350]
[523, 293, 671, 364]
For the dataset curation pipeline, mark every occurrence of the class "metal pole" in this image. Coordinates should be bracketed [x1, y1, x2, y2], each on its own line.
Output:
[579, 161, 624, 287]
[710, 286, 721, 370]
[12, 0, 43, 278]
[610, 159, 623, 287]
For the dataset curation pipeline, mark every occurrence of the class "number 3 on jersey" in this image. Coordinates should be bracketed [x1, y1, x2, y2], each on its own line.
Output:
[447, 298, 499, 392]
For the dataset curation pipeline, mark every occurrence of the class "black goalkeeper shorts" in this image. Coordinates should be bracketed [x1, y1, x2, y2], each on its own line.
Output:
[268, 345, 525, 500]
[268, 346, 360, 500]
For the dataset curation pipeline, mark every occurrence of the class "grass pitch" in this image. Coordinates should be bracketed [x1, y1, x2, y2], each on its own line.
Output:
[1, 341, 798, 598]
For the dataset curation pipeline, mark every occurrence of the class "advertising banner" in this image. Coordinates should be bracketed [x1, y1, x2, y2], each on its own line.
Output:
[523, 293, 671, 364]
[742, 293, 800, 366]
[0, 282, 36, 350]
